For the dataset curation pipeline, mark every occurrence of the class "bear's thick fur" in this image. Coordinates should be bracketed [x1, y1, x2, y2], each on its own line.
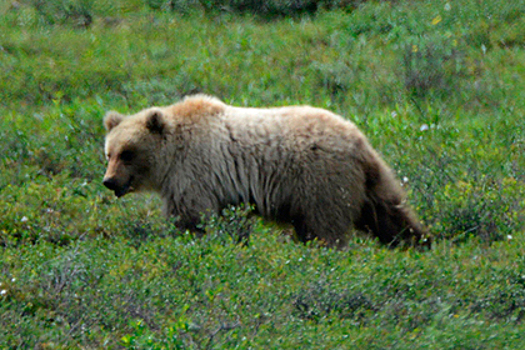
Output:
[103, 95, 429, 248]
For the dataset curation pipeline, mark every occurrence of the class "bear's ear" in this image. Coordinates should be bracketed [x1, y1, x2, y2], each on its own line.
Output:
[146, 110, 165, 134]
[104, 111, 124, 131]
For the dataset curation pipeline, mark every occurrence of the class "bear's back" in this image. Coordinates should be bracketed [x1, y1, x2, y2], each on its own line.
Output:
[166, 95, 363, 149]
[223, 104, 366, 156]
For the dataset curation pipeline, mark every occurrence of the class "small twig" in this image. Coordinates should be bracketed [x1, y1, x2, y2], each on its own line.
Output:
[205, 321, 241, 350]
[410, 96, 426, 122]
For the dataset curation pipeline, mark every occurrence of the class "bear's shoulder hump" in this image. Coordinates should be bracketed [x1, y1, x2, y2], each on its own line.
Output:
[167, 94, 226, 122]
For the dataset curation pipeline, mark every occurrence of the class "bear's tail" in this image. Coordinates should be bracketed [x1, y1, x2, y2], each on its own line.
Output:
[356, 155, 431, 248]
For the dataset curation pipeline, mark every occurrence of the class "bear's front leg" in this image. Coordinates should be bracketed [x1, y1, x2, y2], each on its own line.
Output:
[163, 187, 221, 235]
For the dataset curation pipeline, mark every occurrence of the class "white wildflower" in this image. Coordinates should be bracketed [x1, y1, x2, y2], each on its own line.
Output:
[420, 124, 429, 131]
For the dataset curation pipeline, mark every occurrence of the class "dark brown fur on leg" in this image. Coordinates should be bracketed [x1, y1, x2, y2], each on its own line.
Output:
[357, 153, 431, 248]
[356, 197, 430, 248]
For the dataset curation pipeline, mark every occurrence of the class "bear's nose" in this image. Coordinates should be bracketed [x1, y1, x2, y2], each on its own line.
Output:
[103, 178, 118, 191]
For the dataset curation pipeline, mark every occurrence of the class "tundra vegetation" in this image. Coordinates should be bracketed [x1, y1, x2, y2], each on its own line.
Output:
[1, 0, 524, 348]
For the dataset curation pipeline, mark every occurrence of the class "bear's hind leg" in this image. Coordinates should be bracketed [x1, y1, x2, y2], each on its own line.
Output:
[355, 197, 429, 248]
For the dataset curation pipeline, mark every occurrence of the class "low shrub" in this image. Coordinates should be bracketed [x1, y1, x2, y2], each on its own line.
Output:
[29, 0, 94, 27]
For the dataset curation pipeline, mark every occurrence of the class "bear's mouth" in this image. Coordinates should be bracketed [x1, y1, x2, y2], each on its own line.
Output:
[114, 187, 128, 198]
[114, 177, 135, 198]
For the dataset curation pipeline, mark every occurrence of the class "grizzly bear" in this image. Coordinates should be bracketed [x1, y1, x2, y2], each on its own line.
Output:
[103, 95, 429, 248]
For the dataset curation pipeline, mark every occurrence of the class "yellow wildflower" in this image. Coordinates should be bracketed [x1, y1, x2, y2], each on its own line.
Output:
[432, 15, 442, 25]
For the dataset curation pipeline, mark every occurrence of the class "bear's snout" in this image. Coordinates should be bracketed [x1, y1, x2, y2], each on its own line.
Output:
[103, 178, 118, 191]
[103, 177, 130, 198]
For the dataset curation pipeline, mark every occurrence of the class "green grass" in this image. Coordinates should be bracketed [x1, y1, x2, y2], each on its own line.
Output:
[1, 0, 524, 348]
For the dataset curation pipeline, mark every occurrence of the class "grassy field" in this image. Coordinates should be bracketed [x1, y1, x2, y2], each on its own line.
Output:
[1, 0, 524, 348]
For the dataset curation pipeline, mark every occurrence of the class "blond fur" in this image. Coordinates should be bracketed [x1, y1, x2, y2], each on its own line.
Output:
[103, 95, 429, 248]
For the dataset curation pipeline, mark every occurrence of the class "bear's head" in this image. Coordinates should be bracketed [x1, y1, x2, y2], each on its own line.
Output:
[103, 108, 168, 198]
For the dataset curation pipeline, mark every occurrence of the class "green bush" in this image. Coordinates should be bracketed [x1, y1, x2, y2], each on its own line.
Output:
[199, 0, 320, 17]
[199, 204, 256, 245]
[144, 0, 200, 13]
[29, 0, 94, 27]
[402, 35, 467, 98]
[145, 0, 367, 17]
[426, 177, 525, 244]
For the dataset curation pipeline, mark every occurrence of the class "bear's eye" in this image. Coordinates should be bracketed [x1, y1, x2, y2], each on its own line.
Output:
[120, 150, 135, 163]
